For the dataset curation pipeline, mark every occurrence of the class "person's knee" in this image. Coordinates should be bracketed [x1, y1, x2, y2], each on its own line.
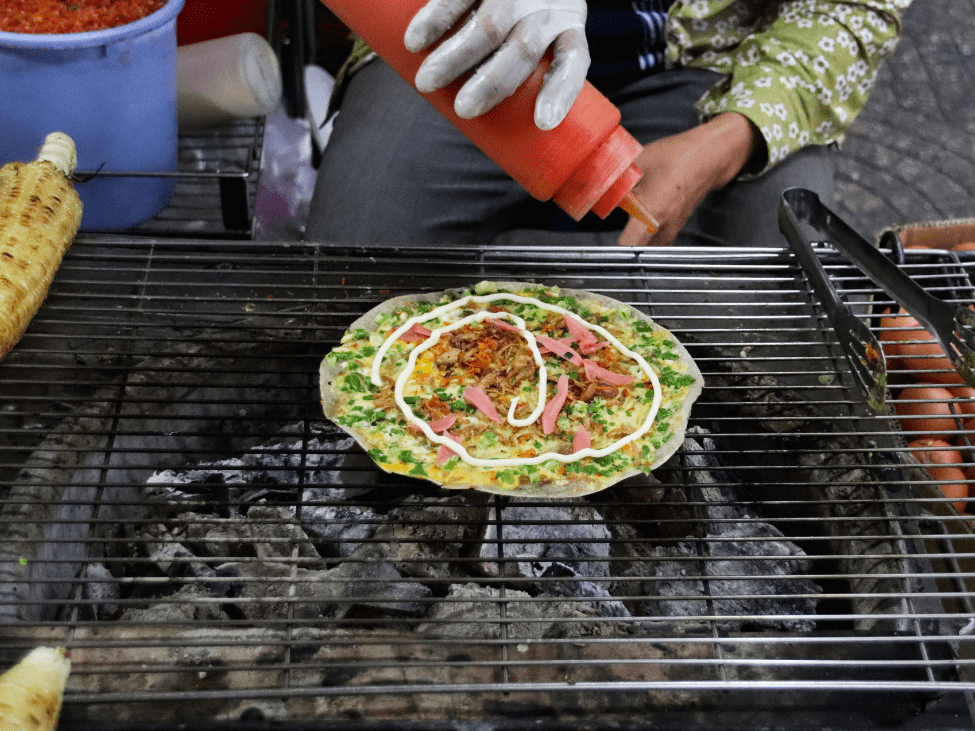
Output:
[683, 144, 836, 248]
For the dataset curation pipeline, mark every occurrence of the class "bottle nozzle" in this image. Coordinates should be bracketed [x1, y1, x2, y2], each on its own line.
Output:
[618, 191, 659, 235]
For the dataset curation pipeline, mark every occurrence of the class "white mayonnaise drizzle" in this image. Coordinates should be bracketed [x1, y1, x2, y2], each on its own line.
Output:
[369, 292, 663, 468]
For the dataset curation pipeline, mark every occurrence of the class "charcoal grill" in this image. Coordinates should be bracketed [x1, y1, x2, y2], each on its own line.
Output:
[2, 238, 975, 730]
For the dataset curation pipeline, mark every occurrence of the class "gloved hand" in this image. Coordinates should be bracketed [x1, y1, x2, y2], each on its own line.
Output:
[404, 0, 589, 130]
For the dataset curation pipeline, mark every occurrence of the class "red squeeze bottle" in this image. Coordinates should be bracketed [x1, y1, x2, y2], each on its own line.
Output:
[320, 0, 657, 229]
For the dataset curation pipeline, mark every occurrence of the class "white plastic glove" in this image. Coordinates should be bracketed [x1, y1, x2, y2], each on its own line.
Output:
[405, 0, 589, 130]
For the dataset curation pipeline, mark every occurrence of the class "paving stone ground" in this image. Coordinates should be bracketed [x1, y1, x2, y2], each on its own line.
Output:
[835, 0, 975, 239]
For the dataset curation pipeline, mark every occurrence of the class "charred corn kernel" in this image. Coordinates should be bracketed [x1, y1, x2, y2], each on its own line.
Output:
[0, 132, 83, 359]
[0, 647, 71, 731]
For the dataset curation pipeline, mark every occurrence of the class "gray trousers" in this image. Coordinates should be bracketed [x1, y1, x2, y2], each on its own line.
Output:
[305, 60, 835, 248]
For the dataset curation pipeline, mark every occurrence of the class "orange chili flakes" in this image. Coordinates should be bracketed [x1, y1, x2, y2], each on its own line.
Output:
[427, 338, 451, 358]
[465, 337, 498, 376]
[422, 393, 451, 421]
[0, 0, 166, 34]
[597, 344, 621, 367]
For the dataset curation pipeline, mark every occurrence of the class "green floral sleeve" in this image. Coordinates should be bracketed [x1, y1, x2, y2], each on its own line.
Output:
[666, 0, 912, 176]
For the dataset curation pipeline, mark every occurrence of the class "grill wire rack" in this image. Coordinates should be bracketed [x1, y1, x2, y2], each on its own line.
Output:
[2, 239, 975, 729]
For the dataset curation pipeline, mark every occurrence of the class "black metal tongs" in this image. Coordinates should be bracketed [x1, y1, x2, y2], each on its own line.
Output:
[779, 188, 975, 404]
[778, 189, 888, 411]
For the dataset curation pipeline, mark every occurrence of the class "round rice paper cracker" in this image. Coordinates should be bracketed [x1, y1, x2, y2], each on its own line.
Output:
[320, 281, 703, 497]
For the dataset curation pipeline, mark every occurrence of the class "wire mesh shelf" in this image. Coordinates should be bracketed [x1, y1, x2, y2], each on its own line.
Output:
[76, 119, 265, 240]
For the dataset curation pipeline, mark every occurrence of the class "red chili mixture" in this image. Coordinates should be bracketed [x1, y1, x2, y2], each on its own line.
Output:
[0, 0, 166, 34]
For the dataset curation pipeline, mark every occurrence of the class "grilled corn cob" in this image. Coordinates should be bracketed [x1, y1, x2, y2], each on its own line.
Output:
[0, 647, 71, 731]
[0, 132, 83, 359]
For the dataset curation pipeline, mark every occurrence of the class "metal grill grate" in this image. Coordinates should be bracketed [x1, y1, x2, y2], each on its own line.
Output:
[2, 239, 975, 729]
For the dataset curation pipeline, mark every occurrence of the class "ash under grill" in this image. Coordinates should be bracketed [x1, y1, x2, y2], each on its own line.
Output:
[2, 240, 975, 729]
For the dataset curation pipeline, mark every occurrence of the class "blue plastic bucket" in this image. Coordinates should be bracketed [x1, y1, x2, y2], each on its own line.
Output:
[0, 0, 185, 231]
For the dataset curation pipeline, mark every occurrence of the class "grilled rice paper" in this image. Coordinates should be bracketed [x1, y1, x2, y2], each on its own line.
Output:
[320, 281, 703, 497]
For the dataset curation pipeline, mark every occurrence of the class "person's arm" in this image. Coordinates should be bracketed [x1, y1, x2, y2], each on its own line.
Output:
[667, 0, 910, 174]
[618, 0, 910, 245]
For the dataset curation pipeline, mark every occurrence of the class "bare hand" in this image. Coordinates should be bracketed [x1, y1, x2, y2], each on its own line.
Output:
[618, 113, 763, 247]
